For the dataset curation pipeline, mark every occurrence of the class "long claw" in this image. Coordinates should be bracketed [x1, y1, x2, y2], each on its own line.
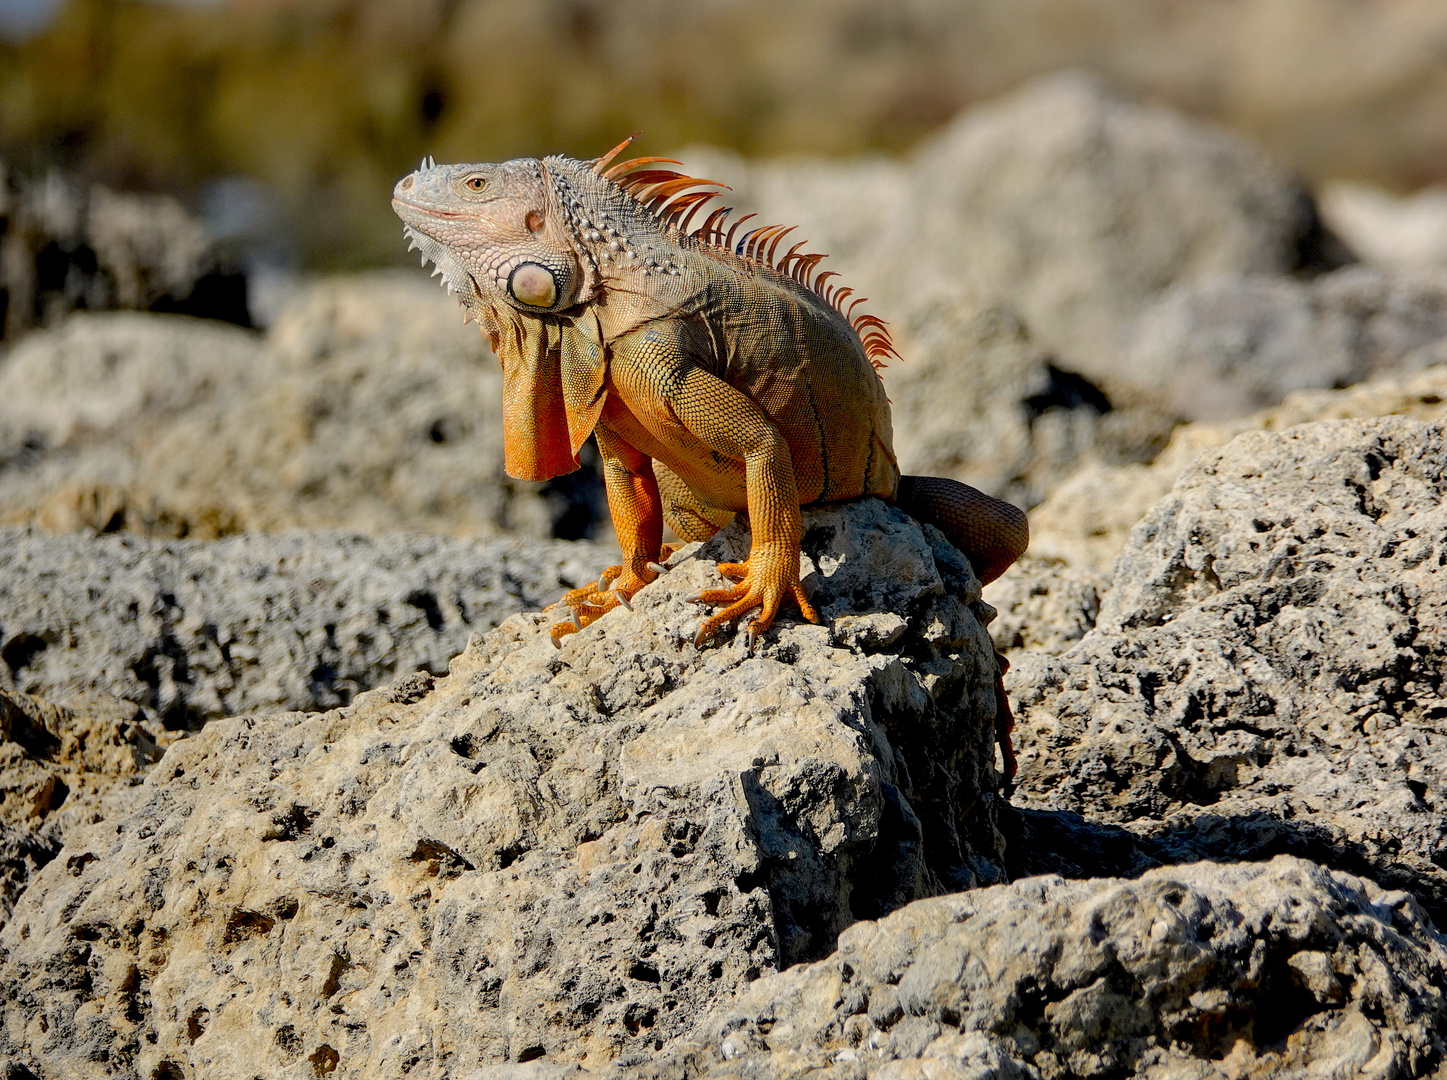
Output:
[646, 562, 668, 576]
[611, 590, 633, 612]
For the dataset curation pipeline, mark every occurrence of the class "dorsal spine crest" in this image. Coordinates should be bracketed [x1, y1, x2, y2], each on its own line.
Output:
[558, 143, 899, 369]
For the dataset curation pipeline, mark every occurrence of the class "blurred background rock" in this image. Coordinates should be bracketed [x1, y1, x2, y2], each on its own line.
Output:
[5, 0, 1447, 273]
[2, 0, 1447, 548]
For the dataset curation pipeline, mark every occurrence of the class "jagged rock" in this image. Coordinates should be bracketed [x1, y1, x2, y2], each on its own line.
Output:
[0, 500, 1005, 1077]
[621, 857, 1447, 1080]
[886, 300, 1174, 510]
[1010, 417, 1447, 922]
[1027, 363, 1447, 575]
[0, 163, 249, 339]
[984, 556, 1109, 662]
[908, 73, 1346, 385]
[0, 277, 606, 540]
[0, 526, 611, 729]
[1122, 267, 1447, 421]
[0, 689, 174, 924]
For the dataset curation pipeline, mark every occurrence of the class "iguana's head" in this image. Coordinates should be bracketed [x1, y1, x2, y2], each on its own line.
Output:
[392, 156, 597, 319]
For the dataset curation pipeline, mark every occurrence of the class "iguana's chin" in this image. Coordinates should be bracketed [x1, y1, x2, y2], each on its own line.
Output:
[401, 223, 487, 312]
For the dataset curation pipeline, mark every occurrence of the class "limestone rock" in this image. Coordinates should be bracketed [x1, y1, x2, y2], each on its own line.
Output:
[0, 500, 1005, 1077]
[0, 277, 606, 541]
[0, 689, 174, 923]
[886, 299, 1174, 510]
[693, 74, 1338, 391]
[1028, 363, 1447, 575]
[1122, 267, 1447, 422]
[0, 162, 248, 339]
[1011, 417, 1447, 920]
[627, 857, 1447, 1080]
[984, 557, 1109, 662]
[910, 73, 1344, 384]
[0, 526, 612, 729]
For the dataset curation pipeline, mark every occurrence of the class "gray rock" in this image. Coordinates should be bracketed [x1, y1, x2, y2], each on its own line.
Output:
[909, 73, 1343, 385]
[628, 857, 1447, 1080]
[1011, 417, 1447, 920]
[1123, 267, 1447, 421]
[887, 300, 1175, 510]
[984, 556, 1109, 661]
[0, 162, 248, 339]
[1027, 363, 1447, 575]
[693, 74, 1338, 394]
[0, 526, 612, 728]
[0, 277, 605, 541]
[0, 500, 1005, 1077]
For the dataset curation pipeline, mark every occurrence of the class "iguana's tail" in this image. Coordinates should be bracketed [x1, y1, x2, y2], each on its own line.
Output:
[895, 475, 1029, 585]
[896, 474, 1028, 790]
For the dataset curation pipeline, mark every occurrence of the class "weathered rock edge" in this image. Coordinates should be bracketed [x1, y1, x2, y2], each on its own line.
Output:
[1012, 417, 1447, 922]
[0, 500, 1004, 1078]
[613, 856, 1447, 1080]
[0, 526, 613, 728]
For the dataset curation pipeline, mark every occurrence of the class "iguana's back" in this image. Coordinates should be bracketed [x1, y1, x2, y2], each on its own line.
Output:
[608, 245, 898, 520]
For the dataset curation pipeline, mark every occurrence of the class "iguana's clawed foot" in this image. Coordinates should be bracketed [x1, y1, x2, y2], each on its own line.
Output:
[547, 586, 625, 648]
[546, 549, 688, 647]
[690, 553, 820, 648]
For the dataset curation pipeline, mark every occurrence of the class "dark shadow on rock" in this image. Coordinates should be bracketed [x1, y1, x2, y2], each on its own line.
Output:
[1003, 803, 1447, 929]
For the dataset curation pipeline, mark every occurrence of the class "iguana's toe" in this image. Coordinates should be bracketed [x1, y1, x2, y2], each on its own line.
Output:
[546, 572, 639, 646]
[691, 570, 819, 648]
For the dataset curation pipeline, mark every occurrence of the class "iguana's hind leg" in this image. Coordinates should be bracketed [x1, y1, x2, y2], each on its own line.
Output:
[896, 474, 1028, 787]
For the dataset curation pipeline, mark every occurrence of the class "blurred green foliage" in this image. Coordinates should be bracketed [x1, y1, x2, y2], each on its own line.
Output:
[5, 0, 1447, 269]
[0, 0, 981, 267]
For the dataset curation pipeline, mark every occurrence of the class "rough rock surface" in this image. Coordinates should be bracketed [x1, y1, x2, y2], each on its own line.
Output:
[985, 557, 1109, 663]
[0, 277, 604, 541]
[0, 689, 175, 923]
[886, 300, 1174, 510]
[1027, 363, 1447, 576]
[0, 162, 248, 339]
[0, 500, 1005, 1077]
[625, 857, 1447, 1080]
[1123, 267, 1447, 422]
[1011, 417, 1447, 922]
[0, 525, 611, 729]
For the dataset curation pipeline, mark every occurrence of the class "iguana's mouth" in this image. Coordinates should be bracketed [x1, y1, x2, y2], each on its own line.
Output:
[391, 195, 463, 220]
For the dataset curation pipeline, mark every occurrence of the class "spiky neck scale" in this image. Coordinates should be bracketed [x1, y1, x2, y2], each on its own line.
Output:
[544, 157, 692, 286]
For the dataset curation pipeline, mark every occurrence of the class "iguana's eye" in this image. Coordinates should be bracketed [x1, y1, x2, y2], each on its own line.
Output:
[465, 176, 486, 192]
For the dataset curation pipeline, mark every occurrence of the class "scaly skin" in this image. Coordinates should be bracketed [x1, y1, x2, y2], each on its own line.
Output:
[391, 146, 1029, 773]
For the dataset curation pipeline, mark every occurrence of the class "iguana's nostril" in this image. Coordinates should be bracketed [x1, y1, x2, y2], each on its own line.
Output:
[400, 175, 414, 190]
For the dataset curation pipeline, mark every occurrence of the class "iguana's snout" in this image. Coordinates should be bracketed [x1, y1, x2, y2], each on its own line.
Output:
[392, 156, 589, 317]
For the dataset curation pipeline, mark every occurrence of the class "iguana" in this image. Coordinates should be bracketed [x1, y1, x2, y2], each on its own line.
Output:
[392, 139, 1029, 777]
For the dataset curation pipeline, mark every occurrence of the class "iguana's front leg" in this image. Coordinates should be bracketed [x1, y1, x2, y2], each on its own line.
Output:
[549, 427, 664, 646]
[663, 365, 821, 647]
